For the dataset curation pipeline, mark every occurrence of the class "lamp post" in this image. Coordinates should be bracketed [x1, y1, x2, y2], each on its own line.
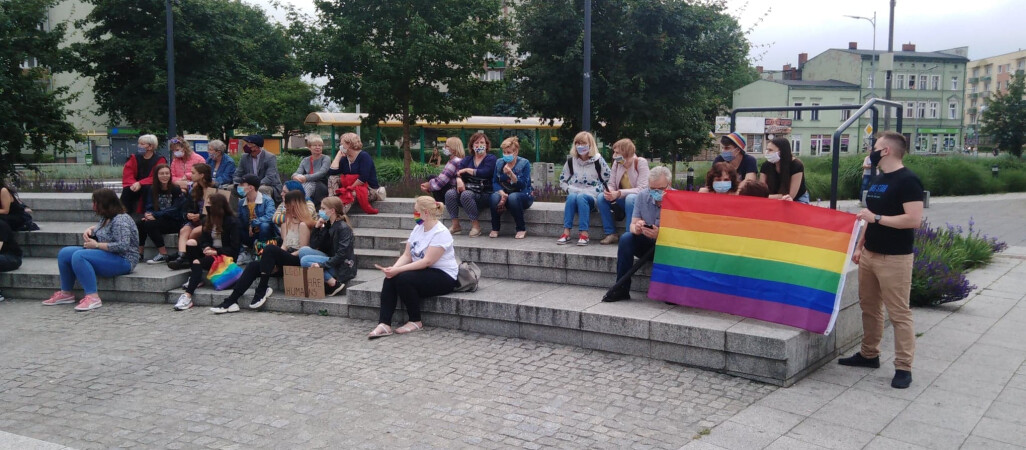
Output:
[165, 0, 177, 138]
[582, 0, 592, 132]
[845, 12, 876, 149]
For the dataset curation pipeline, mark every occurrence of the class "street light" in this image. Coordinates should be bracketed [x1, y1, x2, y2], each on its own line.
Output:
[165, 0, 177, 138]
[844, 12, 876, 57]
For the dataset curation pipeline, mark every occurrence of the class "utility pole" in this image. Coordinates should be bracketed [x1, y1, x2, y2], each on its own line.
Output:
[165, 0, 177, 138]
[884, 0, 895, 131]
[582, 0, 592, 132]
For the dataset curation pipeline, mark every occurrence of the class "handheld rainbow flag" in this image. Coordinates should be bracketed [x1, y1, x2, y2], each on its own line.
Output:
[207, 255, 243, 291]
[647, 191, 859, 334]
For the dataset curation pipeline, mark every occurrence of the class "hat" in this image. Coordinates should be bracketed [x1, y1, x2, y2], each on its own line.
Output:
[726, 132, 746, 151]
[241, 174, 261, 188]
[242, 135, 264, 148]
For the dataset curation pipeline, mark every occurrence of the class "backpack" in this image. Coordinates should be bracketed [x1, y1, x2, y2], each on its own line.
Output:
[454, 261, 481, 292]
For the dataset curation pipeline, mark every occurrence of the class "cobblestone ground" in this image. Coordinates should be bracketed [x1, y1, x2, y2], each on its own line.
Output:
[0, 301, 773, 449]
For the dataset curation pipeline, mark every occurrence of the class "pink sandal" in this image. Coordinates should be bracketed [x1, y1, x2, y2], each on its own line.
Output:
[395, 322, 424, 335]
[367, 324, 393, 339]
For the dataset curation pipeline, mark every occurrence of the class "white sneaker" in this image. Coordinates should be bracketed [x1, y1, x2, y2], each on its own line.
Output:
[210, 303, 240, 314]
[249, 288, 272, 309]
[173, 293, 193, 311]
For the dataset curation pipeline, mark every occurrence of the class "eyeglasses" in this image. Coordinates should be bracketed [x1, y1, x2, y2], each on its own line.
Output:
[169, 138, 182, 144]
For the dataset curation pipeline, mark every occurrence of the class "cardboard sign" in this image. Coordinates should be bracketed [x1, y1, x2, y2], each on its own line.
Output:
[283, 266, 326, 298]
[203, 187, 234, 214]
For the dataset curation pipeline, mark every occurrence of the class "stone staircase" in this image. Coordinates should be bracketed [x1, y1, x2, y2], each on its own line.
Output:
[3, 192, 864, 386]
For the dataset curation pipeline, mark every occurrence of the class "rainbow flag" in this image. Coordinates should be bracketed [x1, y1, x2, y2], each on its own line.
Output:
[207, 255, 243, 291]
[647, 191, 859, 334]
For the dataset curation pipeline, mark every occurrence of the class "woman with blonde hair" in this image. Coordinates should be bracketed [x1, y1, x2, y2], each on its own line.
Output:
[421, 137, 466, 202]
[489, 136, 533, 239]
[329, 132, 382, 214]
[368, 196, 459, 338]
[557, 131, 611, 246]
[298, 196, 356, 295]
[292, 134, 332, 206]
[169, 136, 208, 190]
[598, 138, 649, 245]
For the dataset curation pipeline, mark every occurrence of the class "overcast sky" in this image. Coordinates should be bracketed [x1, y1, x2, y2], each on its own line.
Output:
[258, 0, 1024, 70]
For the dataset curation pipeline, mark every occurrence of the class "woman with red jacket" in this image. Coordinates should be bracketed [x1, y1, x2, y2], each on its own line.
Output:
[122, 134, 167, 214]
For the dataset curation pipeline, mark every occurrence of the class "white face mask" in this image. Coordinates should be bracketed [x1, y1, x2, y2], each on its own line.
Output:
[765, 152, 780, 164]
[442, 147, 451, 156]
[173, 150, 184, 158]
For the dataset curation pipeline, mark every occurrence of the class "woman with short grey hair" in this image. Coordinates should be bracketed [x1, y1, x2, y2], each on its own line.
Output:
[206, 139, 236, 187]
[121, 134, 166, 214]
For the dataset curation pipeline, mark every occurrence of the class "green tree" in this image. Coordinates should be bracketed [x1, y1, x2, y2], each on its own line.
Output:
[0, 0, 80, 179]
[292, 0, 506, 176]
[514, 0, 753, 162]
[72, 0, 299, 139]
[239, 77, 319, 140]
[982, 73, 1026, 158]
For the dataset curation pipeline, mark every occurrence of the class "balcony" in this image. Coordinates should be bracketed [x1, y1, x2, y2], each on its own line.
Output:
[981, 75, 992, 82]
[967, 107, 977, 115]
[970, 93, 980, 99]
[969, 77, 979, 84]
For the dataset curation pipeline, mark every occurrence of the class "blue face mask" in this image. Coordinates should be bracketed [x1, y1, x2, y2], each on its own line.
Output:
[713, 181, 732, 193]
[318, 211, 329, 221]
[502, 154, 515, 163]
[650, 189, 665, 202]
[236, 186, 246, 197]
[137, 146, 148, 154]
[720, 150, 735, 162]
[576, 145, 590, 155]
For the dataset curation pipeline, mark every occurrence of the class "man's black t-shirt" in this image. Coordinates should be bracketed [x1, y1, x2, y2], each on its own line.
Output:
[864, 167, 924, 255]
[713, 153, 759, 181]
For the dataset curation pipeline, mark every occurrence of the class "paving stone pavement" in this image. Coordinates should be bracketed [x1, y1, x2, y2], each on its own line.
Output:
[0, 301, 774, 449]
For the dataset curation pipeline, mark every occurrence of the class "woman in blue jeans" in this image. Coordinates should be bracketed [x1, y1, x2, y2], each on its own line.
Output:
[42, 189, 139, 311]
[597, 138, 649, 245]
[489, 136, 533, 239]
[557, 131, 610, 246]
[298, 196, 356, 294]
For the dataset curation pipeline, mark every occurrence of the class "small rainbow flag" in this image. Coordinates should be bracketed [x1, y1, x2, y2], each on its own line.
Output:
[207, 255, 243, 291]
[647, 191, 859, 334]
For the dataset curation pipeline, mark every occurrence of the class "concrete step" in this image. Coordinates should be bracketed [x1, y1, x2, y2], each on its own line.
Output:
[344, 275, 863, 387]
[0, 257, 190, 303]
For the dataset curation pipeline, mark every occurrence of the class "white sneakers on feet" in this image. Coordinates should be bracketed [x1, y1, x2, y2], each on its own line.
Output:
[210, 303, 240, 314]
[249, 288, 272, 309]
[173, 293, 193, 311]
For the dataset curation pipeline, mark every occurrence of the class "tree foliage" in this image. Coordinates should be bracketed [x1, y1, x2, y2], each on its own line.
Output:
[514, 0, 753, 160]
[239, 77, 319, 138]
[982, 73, 1026, 158]
[0, 0, 80, 179]
[72, 0, 299, 139]
[292, 0, 506, 175]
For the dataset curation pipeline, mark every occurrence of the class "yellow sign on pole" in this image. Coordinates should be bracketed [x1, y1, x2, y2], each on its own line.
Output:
[864, 124, 873, 136]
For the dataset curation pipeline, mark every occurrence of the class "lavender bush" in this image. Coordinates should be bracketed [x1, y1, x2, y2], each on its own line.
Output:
[910, 218, 1006, 306]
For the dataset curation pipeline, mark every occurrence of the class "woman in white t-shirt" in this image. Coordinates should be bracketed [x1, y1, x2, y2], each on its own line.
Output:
[368, 196, 460, 338]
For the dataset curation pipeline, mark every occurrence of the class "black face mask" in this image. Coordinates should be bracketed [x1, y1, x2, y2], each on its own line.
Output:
[869, 149, 883, 166]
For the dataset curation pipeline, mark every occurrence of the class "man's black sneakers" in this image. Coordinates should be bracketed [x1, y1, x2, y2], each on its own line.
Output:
[601, 289, 631, 302]
[891, 370, 912, 389]
[837, 352, 881, 368]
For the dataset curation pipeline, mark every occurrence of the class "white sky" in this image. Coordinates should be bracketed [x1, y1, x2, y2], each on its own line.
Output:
[255, 0, 1025, 71]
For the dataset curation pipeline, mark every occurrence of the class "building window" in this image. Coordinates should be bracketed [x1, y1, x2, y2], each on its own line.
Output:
[931, 75, 941, 90]
[908, 74, 916, 89]
[896, 74, 906, 90]
[1019, 60, 1025, 70]
[919, 75, 928, 90]
[868, 74, 874, 89]
[985, 66, 992, 75]
[905, 102, 915, 118]
[999, 64, 1006, 73]
[840, 134, 851, 153]
[944, 134, 957, 151]
[793, 102, 802, 120]
[951, 76, 959, 90]
[949, 102, 958, 119]
[929, 102, 939, 119]
[984, 82, 991, 92]
[810, 135, 832, 156]
[791, 135, 802, 156]
[972, 67, 979, 77]
[841, 105, 852, 121]
[971, 98, 977, 107]
[811, 103, 820, 121]
[917, 102, 927, 118]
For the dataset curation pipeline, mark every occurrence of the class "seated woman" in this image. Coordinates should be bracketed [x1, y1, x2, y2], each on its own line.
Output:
[167, 164, 214, 270]
[738, 179, 771, 198]
[0, 179, 31, 231]
[292, 134, 332, 207]
[445, 132, 496, 236]
[759, 137, 809, 203]
[121, 134, 166, 214]
[298, 196, 356, 296]
[174, 195, 241, 311]
[169, 136, 208, 190]
[273, 181, 316, 235]
[276, 190, 314, 254]
[558, 131, 611, 246]
[42, 189, 139, 311]
[136, 164, 185, 264]
[206, 139, 236, 187]
[698, 162, 739, 194]
[0, 220, 23, 301]
[488, 136, 533, 239]
[420, 137, 465, 203]
[367, 196, 459, 339]
[328, 132, 382, 214]
[598, 138, 649, 245]
[713, 132, 758, 182]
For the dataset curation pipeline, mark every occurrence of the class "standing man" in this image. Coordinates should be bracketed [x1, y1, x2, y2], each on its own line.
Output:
[839, 131, 924, 389]
[234, 135, 282, 203]
[602, 166, 672, 302]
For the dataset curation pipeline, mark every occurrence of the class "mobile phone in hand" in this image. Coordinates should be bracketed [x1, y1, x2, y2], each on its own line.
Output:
[643, 224, 654, 229]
